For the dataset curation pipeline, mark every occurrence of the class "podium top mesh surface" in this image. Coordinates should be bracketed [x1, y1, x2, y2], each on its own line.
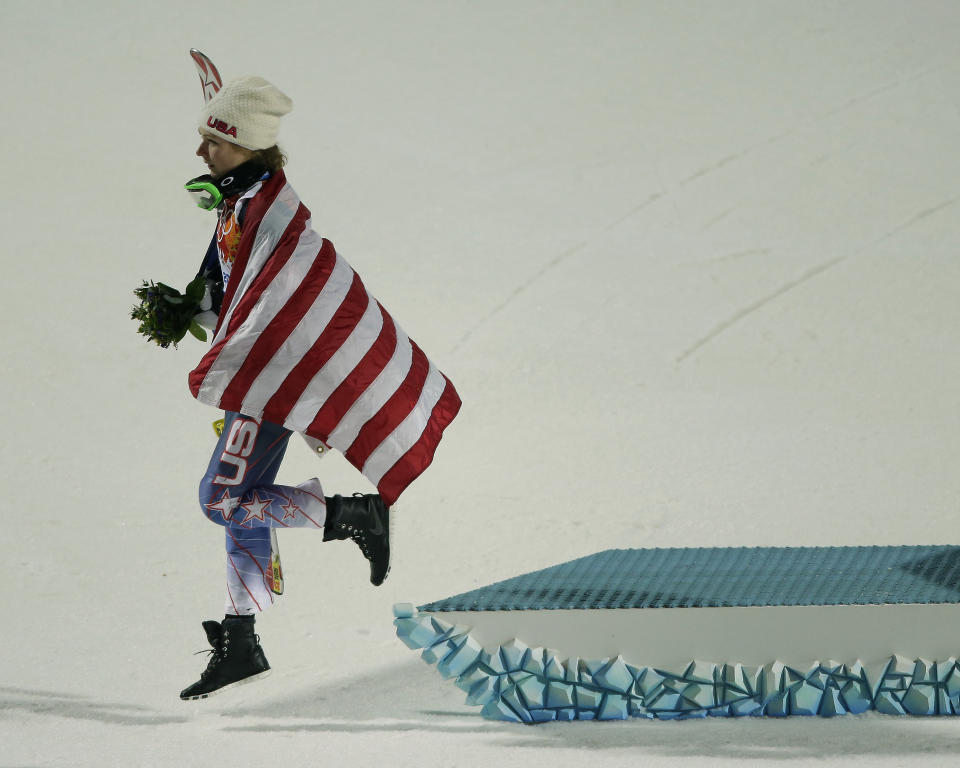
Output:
[418, 546, 960, 612]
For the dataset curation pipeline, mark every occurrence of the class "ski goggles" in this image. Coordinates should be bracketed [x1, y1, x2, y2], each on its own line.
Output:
[184, 175, 223, 211]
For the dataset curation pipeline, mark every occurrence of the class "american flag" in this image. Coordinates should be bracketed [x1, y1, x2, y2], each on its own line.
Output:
[189, 171, 461, 506]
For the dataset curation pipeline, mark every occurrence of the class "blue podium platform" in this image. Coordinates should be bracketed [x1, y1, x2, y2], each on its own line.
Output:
[418, 545, 960, 610]
[394, 546, 960, 722]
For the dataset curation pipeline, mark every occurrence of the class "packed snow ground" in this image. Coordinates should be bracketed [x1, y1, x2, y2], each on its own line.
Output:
[2, 1, 960, 765]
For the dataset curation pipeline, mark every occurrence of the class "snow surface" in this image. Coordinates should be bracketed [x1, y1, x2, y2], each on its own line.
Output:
[2, 0, 960, 765]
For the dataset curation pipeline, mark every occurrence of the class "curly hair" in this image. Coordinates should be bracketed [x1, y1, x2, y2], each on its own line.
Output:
[252, 145, 287, 172]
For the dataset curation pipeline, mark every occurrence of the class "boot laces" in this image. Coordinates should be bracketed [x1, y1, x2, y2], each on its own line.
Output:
[339, 521, 372, 559]
[192, 630, 259, 679]
[194, 646, 223, 679]
[342, 494, 377, 560]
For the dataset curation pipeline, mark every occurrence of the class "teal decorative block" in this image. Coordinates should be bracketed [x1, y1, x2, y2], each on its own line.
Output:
[937, 689, 952, 715]
[455, 665, 489, 693]
[395, 616, 442, 650]
[530, 710, 556, 722]
[791, 683, 822, 716]
[500, 639, 529, 672]
[936, 658, 956, 682]
[576, 687, 603, 710]
[594, 656, 633, 694]
[584, 658, 607, 678]
[635, 668, 665, 697]
[428, 618, 457, 644]
[546, 682, 575, 708]
[421, 639, 455, 666]
[438, 635, 482, 679]
[517, 676, 546, 709]
[648, 690, 682, 711]
[902, 685, 937, 715]
[889, 655, 916, 677]
[729, 698, 761, 716]
[522, 648, 547, 677]
[482, 698, 523, 723]
[481, 648, 506, 676]
[874, 691, 906, 715]
[913, 659, 933, 683]
[685, 660, 715, 685]
[820, 688, 844, 717]
[946, 671, 960, 698]
[841, 680, 872, 714]
[764, 691, 790, 716]
[500, 684, 533, 722]
[466, 676, 500, 707]
[544, 655, 566, 682]
[682, 682, 715, 709]
[599, 694, 629, 720]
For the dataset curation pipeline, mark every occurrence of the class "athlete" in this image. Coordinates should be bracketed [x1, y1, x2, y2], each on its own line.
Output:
[177, 75, 460, 700]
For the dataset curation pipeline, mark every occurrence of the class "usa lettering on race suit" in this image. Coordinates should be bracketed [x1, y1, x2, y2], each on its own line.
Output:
[214, 418, 259, 485]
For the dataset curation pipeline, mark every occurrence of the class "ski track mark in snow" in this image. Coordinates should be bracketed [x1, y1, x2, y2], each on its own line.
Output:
[873, 197, 959, 245]
[817, 65, 949, 123]
[601, 193, 665, 232]
[675, 256, 846, 365]
[453, 192, 673, 353]
[451, 65, 952, 358]
[674, 194, 957, 365]
[700, 207, 737, 232]
[452, 241, 587, 353]
[663, 65, 950, 196]
[701, 248, 772, 266]
[681, 150, 756, 186]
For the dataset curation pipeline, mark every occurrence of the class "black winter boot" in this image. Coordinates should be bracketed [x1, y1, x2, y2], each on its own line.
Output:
[324, 493, 391, 586]
[180, 617, 270, 700]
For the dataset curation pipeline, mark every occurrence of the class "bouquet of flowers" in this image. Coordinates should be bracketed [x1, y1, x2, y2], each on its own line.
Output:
[131, 275, 208, 348]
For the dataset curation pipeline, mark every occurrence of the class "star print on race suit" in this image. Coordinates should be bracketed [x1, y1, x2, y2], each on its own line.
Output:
[199, 413, 330, 615]
[205, 490, 240, 521]
[239, 491, 272, 525]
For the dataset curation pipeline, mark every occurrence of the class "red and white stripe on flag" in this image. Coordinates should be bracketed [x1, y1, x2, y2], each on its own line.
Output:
[189, 171, 461, 506]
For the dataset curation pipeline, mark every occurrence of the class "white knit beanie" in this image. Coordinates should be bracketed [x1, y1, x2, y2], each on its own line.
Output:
[198, 76, 293, 150]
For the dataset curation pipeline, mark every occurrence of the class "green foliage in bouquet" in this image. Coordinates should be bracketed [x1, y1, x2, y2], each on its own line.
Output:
[131, 275, 208, 348]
